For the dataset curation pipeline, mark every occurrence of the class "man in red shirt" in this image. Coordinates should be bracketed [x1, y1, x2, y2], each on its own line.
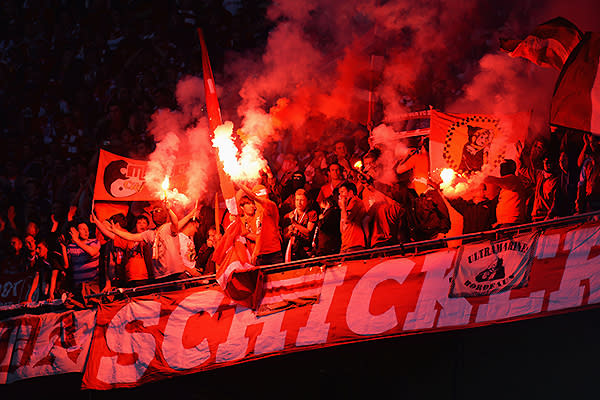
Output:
[237, 184, 283, 266]
[338, 181, 367, 253]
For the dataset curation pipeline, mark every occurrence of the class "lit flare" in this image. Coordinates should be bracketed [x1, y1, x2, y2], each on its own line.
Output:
[162, 176, 170, 200]
[440, 168, 456, 186]
[212, 121, 266, 182]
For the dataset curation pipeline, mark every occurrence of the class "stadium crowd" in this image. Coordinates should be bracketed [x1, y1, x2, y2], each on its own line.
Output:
[0, 1, 596, 306]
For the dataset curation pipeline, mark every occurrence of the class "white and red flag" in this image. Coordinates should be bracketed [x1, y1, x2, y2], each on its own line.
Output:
[211, 217, 263, 309]
[198, 29, 262, 308]
[551, 32, 600, 135]
[500, 17, 583, 71]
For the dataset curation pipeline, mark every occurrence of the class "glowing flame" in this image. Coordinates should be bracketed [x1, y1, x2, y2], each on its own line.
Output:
[161, 176, 170, 200]
[212, 121, 266, 182]
[440, 168, 455, 185]
[354, 160, 363, 170]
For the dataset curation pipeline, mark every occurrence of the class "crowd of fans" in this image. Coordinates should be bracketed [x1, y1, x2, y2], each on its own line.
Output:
[0, 2, 596, 307]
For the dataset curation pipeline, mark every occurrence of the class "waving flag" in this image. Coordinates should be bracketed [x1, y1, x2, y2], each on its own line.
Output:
[93, 150, 153, 201]
[198, 29, 262, 308]
[500, 17, 583, 71]
[429, 110, 530, 177]
[551, 32, 600, 135]
[211, 217, 263, 309]
[197, 28, 237, 215]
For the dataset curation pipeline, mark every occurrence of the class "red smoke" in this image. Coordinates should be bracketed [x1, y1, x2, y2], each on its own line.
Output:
[144, 0, 600, 196]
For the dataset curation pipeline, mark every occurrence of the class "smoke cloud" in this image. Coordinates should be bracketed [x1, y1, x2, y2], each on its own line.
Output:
[142, 0, 599, 202]
[145, 77, 217, 207]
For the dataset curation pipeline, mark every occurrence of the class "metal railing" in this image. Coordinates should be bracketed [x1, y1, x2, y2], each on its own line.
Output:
[85, 209, 600, 300]
[3, 210, 598, 315]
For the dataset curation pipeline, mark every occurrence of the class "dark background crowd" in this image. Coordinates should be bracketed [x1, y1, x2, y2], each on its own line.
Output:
[0, 1, 596, 306]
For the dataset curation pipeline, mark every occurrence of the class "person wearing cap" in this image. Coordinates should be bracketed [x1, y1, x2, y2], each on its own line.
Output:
[237, 183, 283, 266]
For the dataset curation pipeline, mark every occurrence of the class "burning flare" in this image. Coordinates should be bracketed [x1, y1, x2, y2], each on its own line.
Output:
[354, 160, 363, 170]
[212, 121, 266, 182]
[162, 176, 170, 200]
[440, 168, 456, 186]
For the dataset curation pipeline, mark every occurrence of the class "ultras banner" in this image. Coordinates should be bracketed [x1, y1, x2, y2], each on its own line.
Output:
[0, 309, 96, 384]
[82, 221, 600, 389]
[449, 232, 539, 297]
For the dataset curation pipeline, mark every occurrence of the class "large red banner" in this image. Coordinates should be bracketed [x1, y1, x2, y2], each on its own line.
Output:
[81, 221, 600, 389]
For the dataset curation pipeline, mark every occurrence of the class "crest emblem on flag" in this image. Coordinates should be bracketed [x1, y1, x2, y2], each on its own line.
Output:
[443, 115, 505, 175]
[430, 110, 529, 178]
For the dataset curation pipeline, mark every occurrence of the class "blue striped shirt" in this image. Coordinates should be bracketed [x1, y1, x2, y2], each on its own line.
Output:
[67, 239, 100, 284]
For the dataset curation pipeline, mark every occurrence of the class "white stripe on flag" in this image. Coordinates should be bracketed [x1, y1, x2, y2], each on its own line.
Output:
[265, 272, 324, 289]
[261, 287, 322, 306]
[207, 78, 216, 94]
[225, 197, 238, 216]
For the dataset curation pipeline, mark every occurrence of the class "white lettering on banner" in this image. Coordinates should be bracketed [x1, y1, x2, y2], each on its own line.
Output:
[536, 233, 561, 259]
[475, 290, 546, 322]
[163, 290, 224, 370]
[296, 265, 347, 347]
[404, 251, 471, 331]
[346, 259, 413, 335]
[548, 226, 600, 310]
[97, 301, 161, 384]
[215, 304, 286, 363]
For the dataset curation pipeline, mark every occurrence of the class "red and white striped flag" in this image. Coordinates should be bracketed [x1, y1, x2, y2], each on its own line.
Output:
[257, 265, 325, 316]
[500, 17, 583, 71]
[198, 29, 262, 308]
[211, 217, 263, 309]
[551, 32, 600, 135]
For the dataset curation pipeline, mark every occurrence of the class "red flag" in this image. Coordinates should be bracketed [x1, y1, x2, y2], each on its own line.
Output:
[198, 29, 261, 308]
[551, 32, 600, 135]
[93, 149, 152, 201]
[500, 17, 583, 71]
[429, 110, 530, 176]
[197, 28, 237, 215]
[211, 218, 263, 309]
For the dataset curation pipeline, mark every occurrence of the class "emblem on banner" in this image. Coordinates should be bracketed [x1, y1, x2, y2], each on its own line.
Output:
[103, 159, 146, 198]
[449, 232, 539, 298]
[443, 115, 505, 176]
